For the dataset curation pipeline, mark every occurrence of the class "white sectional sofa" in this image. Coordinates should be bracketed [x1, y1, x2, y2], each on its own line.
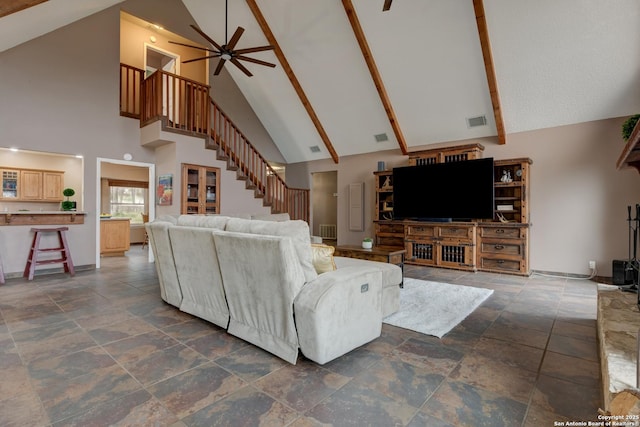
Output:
[145, 214, 402, 365]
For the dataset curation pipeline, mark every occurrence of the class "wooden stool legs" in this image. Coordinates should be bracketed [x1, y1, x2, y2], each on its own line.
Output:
[23, 227, 75, 280]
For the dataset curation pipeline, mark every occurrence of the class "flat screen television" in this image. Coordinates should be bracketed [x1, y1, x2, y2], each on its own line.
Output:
[392, 158, 495, 221]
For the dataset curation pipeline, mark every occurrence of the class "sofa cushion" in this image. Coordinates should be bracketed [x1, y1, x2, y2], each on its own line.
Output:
[225, 218, 318, 283]
[145, 221, 182, 307]
[311, 244, 336, 274]
[250, 213, 290, 221]
[177, 215, 230, 229]
[212, 230, 305, 364]
[169, 226, 229, 328]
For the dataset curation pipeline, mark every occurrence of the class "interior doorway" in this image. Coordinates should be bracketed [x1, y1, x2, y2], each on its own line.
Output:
[312, 171, 338, 245]
[144, 44, 179, 77]
[96, 158, 155, 269]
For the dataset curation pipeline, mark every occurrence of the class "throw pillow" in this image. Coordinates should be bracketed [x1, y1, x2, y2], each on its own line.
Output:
[311, 243, 336, 274]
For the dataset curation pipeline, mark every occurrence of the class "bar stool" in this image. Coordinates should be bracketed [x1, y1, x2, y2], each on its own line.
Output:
[23, 227, 75, 280]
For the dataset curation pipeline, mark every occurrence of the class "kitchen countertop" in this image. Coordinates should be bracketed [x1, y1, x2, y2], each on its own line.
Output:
[0, 211, 87, 226]
[2, 211, 87, 214]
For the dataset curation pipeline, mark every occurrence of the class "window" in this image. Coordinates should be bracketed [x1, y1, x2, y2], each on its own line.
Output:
[108, 180, 148, 223]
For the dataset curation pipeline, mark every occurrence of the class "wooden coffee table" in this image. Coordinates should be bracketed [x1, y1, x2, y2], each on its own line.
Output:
[333, 245, 406, 287]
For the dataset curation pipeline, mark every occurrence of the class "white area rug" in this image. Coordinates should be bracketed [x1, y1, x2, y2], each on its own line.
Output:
[383, 278, 494, 338]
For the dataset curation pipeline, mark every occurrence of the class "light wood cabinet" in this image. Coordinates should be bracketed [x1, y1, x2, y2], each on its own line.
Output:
[100, 219, 130, 256]
[43, 172, 64, 201]
[1, 169, 19, 199]
[0, 167, 64, 202]
[20, 170, 43, 200]
[181, 164, 220, 214]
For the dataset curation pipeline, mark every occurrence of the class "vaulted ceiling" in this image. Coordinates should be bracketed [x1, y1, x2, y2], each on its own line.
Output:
[2, 0, 640, 164]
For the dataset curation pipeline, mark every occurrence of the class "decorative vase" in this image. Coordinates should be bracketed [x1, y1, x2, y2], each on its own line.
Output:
[362, 240, 372, 249]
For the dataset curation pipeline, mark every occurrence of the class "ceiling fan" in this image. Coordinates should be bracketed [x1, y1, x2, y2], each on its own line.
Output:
[383, 0, 392, 11]
[169, 0, 275, 77]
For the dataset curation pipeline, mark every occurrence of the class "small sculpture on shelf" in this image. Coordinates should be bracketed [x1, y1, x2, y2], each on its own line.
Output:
[500, 170, 513, 183]
[382, 176, 392, 189]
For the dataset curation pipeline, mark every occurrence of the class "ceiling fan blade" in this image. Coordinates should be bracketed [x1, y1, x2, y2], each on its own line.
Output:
[183, 54, 221, 64]
[213, 58, 227, 76]
[236, 55, 276, 68]
[226, 26, 245, 50]
[168, 40, 219, 53]
[230, 58, 253, 77]
[383, 0, 392, 11]
[190, 24, 223, 51]
[234, 45, 274, 55]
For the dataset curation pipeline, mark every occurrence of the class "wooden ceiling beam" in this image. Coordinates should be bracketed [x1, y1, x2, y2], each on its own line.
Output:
[245, 0, 340, 164]
[0, 0, 47, 18]
[342, 0, 408, 155]
[473, 0, 506, 145]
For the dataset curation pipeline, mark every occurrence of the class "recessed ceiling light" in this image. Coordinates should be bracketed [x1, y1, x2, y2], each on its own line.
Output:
[9, 148, 18, 152]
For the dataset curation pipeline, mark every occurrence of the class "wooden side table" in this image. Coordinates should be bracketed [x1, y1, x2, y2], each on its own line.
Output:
[333, 245, 406, 287]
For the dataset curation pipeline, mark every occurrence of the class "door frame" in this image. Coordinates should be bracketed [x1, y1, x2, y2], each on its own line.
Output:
[95, 157, 155, 269]
[143, 43, 180, 76]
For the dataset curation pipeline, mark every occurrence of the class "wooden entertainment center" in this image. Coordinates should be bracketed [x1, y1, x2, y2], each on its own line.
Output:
[374, 143, 532, 276]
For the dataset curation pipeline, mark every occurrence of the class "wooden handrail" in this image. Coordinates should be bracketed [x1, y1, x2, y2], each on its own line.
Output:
[210, 100, 309, 221]
[141, 69, 210, 135]
[120, 63, 144, 118]
[119, 63, 308, 221]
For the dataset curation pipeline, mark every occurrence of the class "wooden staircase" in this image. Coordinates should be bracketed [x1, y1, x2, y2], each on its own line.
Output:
[120, 63, 309, 221]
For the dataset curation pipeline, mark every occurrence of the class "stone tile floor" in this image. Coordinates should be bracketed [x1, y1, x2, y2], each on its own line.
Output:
[0, 247, 601, 426]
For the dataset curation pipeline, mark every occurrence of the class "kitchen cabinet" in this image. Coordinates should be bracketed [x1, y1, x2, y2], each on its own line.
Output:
[0, 167, 64, 201]
[100, 218, 130, 256]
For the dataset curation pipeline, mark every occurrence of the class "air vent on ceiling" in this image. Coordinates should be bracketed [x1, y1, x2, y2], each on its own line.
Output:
[374, 133, 389, 142]
[467, 115, 487, 128]
[309, 145, 321, 153]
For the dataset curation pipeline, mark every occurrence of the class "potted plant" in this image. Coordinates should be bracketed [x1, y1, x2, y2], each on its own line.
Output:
[61, 188, 76, 211]
[362, 237, 373, 249]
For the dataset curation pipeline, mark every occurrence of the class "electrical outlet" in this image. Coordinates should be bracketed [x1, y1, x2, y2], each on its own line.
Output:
[589, 260, 596, 269]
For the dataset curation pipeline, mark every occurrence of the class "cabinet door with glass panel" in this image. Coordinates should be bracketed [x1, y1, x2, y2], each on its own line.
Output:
[1, 169, 19, 199]
[181, 164, 219, 214]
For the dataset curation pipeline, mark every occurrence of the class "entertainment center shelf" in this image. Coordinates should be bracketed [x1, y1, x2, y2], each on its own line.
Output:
[374, 144, 532, 276]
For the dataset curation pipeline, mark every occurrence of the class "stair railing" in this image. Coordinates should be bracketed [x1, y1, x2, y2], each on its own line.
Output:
[118, 63, 308, 221]
[210, 100, 309, 221]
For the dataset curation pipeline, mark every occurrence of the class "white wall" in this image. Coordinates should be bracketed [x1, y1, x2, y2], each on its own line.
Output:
[0, 0, 277, 276]
[286, 118, 640, 277]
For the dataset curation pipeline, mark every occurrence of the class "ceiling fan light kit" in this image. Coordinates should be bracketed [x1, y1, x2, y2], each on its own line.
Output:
[169, 0, 275, 76]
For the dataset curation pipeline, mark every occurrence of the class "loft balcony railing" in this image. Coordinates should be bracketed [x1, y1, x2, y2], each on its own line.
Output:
[120, 63, 144, 118]
[119, 63, 309, 222]
[140, 69, 210, 135]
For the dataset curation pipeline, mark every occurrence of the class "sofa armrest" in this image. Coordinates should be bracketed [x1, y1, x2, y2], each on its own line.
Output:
[294, 266, 382, 364]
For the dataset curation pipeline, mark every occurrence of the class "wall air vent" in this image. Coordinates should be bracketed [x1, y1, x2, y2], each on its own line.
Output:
[374, 133, 389, 142]
[309, 145, 321, 153]
[467, 115, 487, 128]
